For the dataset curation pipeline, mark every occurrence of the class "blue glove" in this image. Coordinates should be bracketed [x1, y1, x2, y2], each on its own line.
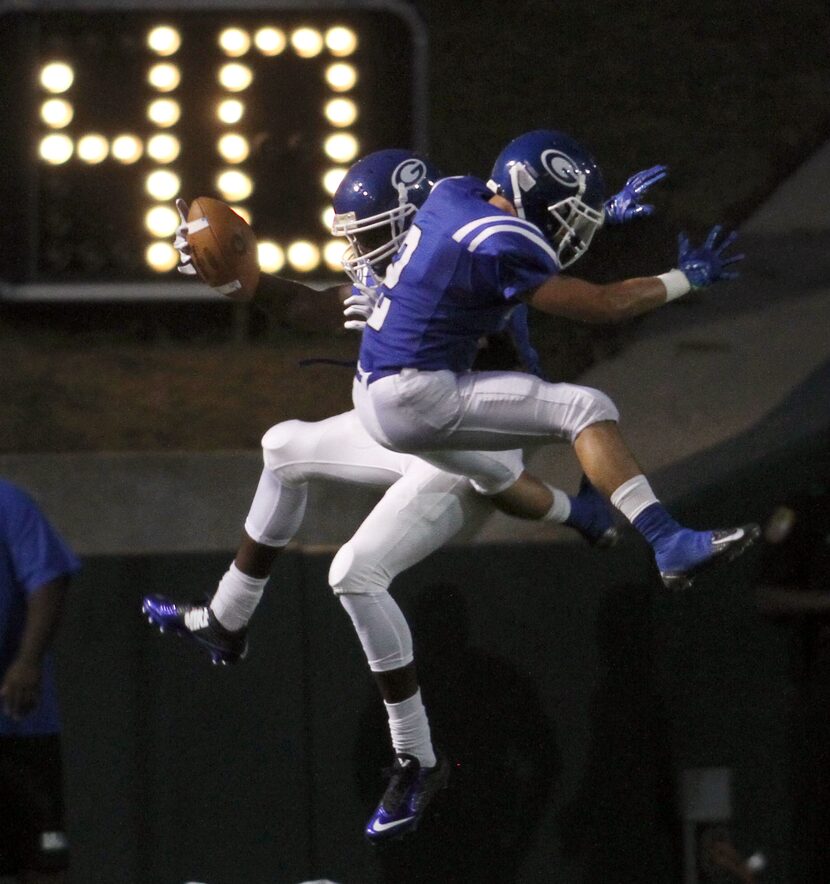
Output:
[677, 225, 745, 288]
[603, 164, 668, 225]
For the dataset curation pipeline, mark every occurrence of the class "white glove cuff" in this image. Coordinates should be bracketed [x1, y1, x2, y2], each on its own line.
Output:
[657, 269, 691, 302]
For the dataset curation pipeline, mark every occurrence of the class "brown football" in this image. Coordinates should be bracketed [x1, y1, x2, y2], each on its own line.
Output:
[186, 197, 260, 301]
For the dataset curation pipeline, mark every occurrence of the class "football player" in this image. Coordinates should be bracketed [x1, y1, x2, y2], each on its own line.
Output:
[143, 146, 668, 843]
[353, 128, 759, 604]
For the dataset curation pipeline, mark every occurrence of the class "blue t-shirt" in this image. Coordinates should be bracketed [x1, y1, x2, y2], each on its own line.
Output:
[0, 480, 81, 735]
[358, 175, 559, 376]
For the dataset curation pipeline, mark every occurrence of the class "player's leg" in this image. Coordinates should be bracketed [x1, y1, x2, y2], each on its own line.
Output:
[355, 370, 758, 587]
[142, 411, 413, 663]
[328, 456, 498, 840]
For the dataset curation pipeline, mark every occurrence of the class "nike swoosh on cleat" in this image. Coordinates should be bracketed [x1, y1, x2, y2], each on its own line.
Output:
[714, 529, 744, 544]
[371, 815, 415, 833]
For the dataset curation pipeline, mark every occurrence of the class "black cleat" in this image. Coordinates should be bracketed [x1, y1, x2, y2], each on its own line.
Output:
[364, 752, 451, 843]
[658, 523, 761, 591]
[141, 594, 248, 665]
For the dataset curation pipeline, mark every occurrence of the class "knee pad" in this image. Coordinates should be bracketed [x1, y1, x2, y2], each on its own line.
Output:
[261, 419, 308, 479]
[574, 386, 620, 435]
[328, 541, 389, 596]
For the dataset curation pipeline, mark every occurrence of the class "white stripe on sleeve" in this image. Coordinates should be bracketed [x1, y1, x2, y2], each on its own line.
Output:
[466, 224, 559, 263]
[451, 214, 546, 243]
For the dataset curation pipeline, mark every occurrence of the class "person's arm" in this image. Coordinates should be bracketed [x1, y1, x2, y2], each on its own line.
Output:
[252, 274, 351, 332]
[521, 274, 669, 323]
[173, 198, 354, 333]
[0, 576, 68, 720]
[521, 223, 744, 324]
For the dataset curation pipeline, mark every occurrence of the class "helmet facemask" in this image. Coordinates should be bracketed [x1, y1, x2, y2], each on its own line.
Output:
[546, 176, 605, 268]
[332, 184, 416, 285]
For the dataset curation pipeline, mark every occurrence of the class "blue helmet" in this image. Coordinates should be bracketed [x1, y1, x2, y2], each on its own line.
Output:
[488, 129, 606, 268]
[332, 148, 441, 283]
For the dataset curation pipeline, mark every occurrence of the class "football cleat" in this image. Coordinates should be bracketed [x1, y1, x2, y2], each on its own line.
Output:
[566, 476, 620, 548]
[365, 752, 450, 844]
[141, 595, 248, 665]
[657, 523, 760, 590]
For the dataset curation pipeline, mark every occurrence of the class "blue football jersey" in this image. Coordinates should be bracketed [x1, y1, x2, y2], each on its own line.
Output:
[505, 302, 543, 378]
[0, 480, 81, 735]
[358, 176, 560, 376]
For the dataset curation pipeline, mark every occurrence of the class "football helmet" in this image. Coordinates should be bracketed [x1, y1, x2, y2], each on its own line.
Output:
[488, 129, 606, 268]
[332, 148, 441, 283]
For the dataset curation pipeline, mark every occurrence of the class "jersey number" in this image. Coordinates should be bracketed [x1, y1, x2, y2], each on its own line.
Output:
[383, 224, 422, 289]
[368, 224, 422, 331]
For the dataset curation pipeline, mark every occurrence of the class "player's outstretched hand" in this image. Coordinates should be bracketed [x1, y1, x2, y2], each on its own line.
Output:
[603, 164, 668, 225]
[677, 225, 745, 288]
[173, 197, 197, 276]
[343, 281, 378, 331]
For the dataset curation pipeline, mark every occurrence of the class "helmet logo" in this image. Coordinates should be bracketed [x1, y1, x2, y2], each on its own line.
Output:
[540, 149, 580, 188]
[391, 158, 427, 192]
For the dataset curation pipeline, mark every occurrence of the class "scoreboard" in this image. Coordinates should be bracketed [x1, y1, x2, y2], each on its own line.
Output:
[0, 1, 426, 299]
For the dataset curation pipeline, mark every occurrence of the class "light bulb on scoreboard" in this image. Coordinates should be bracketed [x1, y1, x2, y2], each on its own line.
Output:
[291, 28, 324, 58]
[146, 133, 180, 164]
[111, 134, 143, 164]
[38, 134, 73, 165]
[146, 241, 179, 272]
[147, 63, 181, 92]
[323, 239, 347, 271]
[324, 98, 358, 128]
[254, 27, 286, 56]
[325, 62, 357, 92]
[147, 98, 180, 127]
[258, 241, 285, 273]
[39, 62, 74, 94]
[145, 205, 180, 238]
[147, 26, 181, 57]
[219, 28, 251, 57]
[217, 98, 245, 124]
[322, 167, 347, 195]
[216, 169, 253, 201]
[324, 132, 359, 163]
[40, 98, 73, 128]
[77, 134, 109, 164]
[287, 240, 321, 272]
[321, 206, 336, 231]
[325, 27, 358, 57]
[218, 63, 253, 92]
[145, 169, 181, 201]
[217, 133, 250, 164]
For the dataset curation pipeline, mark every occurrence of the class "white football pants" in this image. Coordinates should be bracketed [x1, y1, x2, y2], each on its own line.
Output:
[353, 368, 619, 494]
[243, 409, 523, 671]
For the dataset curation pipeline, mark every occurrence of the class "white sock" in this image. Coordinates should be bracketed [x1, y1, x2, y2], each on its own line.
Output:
[542, 484, 572, 523]
[610, 474, 659, 523]
[385, 689, 436, 768]
[209, 562, 268, 631]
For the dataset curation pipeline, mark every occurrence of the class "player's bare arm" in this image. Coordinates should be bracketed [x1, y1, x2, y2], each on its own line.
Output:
[252, 274, 350, 332]
[521, 274, 668, 323]
[522, 222, 744, 323]
[173, 196, 355, 332]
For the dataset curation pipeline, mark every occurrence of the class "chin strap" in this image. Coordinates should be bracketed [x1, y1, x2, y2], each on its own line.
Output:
[507, 162, 537, 220]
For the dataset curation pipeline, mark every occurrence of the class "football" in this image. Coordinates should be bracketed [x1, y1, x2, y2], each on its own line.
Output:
[186, 197, 260, 301]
